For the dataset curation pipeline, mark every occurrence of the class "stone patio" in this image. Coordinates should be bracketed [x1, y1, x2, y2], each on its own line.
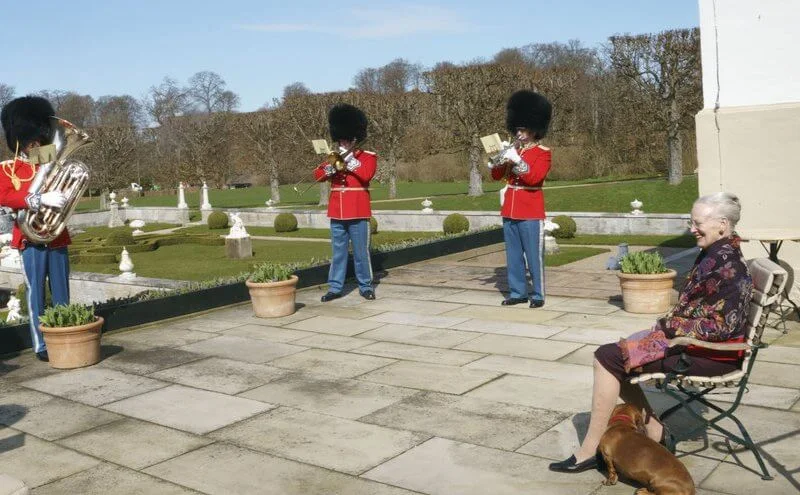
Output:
[1, 244, 798, 494]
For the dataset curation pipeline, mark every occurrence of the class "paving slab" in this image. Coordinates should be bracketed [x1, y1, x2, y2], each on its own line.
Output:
[58, 418, 213, 470]
[290, 333, 376, 351]
[0, 388, 120, 441]
[32, 463, 199, 495]
[757, 344, 800, 365]
[221, 324, 316, 342]
[268, 348, 396, 379]
[97, 346, 206, 375]
[358, 361, 502, 394]
[548, 313, 655, 332]
[465, 355, 593, 383]
[0, 353, 61, 384]
[102, 384, 274, 434]
[105, 326, 218, 348]
[361, 391, 567, 451]
[302, 305, 388, 320]
[286, 315, 386, 336]
[365, 311, 470, 329]
[549, 326, 637, 346]
[748, 361, 800, 389]
[21, 367, 169, 407]
[370, 284, 465, 301]
[455, 334, 583, 361]
[451, 318, 566, 338]
[466, 374, 593, 413]
[438, 289, 568, 308]
[363, 436, 601, 495]
[148, 357, 289, 394]
[239, 371, 418, 419]
[211, 407, 428, 475]
[353, 341, 485, 366]
[169, 318, 245, 333]
[441, 305, 564, 324]
[358, 324, 482, 349]
[516, 414, 591, 461]
[144, 442, 417, 495]
[558, 344, 600, 366]
[361, 298, 467, 315]
[0, 428, 100, 488]
[545, 298, 623, 316]
[179, 335, 308, 364]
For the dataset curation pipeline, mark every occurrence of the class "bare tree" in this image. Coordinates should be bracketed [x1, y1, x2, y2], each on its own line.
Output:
[49, 92, 95, 127]
[353, 68, 380, 93]
[0, 83, 14, 108]
[234, 106, 286, 202]
[608, 28, 701, 185]
[187, 71, 239, 113]
[354, 59, 423, 93]
[170, 113, 235, 187]
[76, 125, 139, 192]
[493, 48, 528, 66]
[144, 77, 191, 125]
[283, 82, 311, 99]
[96, 95, 145, 128]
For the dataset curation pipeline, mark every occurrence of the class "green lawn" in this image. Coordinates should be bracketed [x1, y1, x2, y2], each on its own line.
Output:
[545, 247, 609, 266]
[76, 175, 697, 213]
[174, 225, 442, 246]
[72, 224, 179, 241]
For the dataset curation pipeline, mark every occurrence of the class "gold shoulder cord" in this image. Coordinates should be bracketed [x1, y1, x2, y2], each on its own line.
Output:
[2, 141, 37, 191]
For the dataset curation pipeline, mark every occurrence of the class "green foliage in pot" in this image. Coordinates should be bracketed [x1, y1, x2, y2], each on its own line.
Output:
[620, 251, 668, 274]
[274, 213, 298, 233]
[443, 213, 470, 235]
[551, 215, 576, 239]
[207, 211, 229, 229]
[369, 216, 378, 234]
[249, 262, 295, 283]
[39, 303, 96, 327]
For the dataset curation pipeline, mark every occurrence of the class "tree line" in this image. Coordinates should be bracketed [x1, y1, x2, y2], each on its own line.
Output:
[0, 28, 701, 203]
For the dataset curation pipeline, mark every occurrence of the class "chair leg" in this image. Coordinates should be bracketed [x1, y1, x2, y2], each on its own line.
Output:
[726, 411, 774, 481]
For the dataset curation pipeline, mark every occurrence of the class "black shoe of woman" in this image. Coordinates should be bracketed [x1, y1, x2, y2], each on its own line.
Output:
[548, 455, 598, 473]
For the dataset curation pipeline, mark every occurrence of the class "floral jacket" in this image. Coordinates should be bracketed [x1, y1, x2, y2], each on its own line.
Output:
[656, 235, 753, 342]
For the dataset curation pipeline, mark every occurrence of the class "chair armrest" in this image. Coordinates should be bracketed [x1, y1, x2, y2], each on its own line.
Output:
[668, 337, 751, 351]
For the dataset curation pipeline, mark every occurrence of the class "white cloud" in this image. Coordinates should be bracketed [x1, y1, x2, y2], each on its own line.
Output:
[235, 5, 472, 39]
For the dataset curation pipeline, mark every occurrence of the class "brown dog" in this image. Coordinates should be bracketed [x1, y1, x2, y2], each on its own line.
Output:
[597, 404, 695, 495]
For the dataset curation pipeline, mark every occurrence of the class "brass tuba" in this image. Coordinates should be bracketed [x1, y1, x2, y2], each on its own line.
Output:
[17, 118, 92, 243]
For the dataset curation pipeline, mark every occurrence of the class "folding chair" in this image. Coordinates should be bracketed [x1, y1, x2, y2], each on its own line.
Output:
[630, 257, 788, 480]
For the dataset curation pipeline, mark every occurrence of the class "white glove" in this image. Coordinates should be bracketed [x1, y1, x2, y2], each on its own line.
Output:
[338, 146, 348, 154]
[40, 191, 67, 209]
[345, 154, 360, 172]
[486, 161, 495, 170]
[502, 147, 522, 164]
[323, 164, 336, 176]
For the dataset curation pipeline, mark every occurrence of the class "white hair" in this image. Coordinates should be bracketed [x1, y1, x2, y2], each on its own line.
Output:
[694, 192, 742, 229]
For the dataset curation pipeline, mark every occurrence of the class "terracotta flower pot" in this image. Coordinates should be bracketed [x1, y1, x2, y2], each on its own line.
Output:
[246, 275, 298, 318]
[40, 316, 104, 369]
[617, 270, 677, 314]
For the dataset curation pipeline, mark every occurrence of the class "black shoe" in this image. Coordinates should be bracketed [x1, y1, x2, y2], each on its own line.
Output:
[35, 351, 49, 362]
[320, 292, 342, 302]
[501, 297, 528, 306]
[548, 455, 598, 473]
[360, 290, 376, 300]
[530, 300, 545, 308]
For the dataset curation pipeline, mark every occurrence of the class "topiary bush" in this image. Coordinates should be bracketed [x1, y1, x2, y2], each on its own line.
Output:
[274, 213, 298, 233]
[551, 215, 577, 239]
[369, 217, 378, 234]
[443, 213, 470, 235]
[103, 228, 135, 246]
[619, 251, 668, 274]
[207, 211, 228, 229]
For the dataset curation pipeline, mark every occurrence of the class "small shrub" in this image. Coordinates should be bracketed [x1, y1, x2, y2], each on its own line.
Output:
[104, 228, 135, 246]
[16, 283, 52, 316]
[369, 217, 378, 234]
[274, 213, 298, 233]
[249, 262, 295, 283]
[207, 211, 228, 229]
[551, 215, 576, 239]
[443, 213, 470, 235]
[620, 251, 668, 274]
[39, 303, 95, 327]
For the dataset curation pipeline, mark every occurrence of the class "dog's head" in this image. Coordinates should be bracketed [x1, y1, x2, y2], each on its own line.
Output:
[608, 403, 646, 433]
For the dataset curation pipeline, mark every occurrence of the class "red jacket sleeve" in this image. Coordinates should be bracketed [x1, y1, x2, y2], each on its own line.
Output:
[349, 151, 376, 186]
[516, 147, 551, 186]
[313, 161, 331, 182]
[491, 163, 510, 181]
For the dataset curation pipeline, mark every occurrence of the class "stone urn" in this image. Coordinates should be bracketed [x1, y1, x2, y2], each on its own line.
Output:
[246, 275, 299, 318]
[617, 271, 677, 314]
[40, 316, 105, 369]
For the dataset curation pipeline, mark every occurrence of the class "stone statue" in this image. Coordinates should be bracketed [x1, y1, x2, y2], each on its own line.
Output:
[6, 296, 21, 322]
[227, 213, 248, 239]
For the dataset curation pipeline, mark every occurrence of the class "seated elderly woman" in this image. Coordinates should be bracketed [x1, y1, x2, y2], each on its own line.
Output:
[549, 192, 753, 473]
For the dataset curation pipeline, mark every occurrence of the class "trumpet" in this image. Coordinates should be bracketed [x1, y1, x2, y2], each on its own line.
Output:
[488, 138, 520, 169]
[326, 140, 359, 172]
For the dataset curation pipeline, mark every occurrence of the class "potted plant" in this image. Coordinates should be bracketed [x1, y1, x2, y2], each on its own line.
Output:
[246, 262, 299, 318]
[39, 303, 104, 369]
[617, 251, 677, 314]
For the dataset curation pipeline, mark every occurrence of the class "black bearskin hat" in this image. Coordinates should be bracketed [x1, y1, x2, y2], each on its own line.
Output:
[1, 96, 56, 152]
[505, 90, 552, 139]
[328, 103, 368, 143]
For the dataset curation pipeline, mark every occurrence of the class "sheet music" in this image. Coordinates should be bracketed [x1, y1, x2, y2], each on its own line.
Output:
[480, 133, 503, 154]
[311, 139, 331, 155]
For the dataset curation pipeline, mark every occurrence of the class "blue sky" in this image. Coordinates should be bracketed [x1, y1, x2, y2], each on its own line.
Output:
[2, 0, 699, 113]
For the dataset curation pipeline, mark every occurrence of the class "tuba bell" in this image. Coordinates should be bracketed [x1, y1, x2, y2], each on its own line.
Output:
[17, 118, 92, 243]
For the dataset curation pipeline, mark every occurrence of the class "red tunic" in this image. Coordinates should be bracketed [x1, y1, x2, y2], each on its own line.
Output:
[491, 144, 551, 220]
[313, 149, 377, 220]
[0, 158, 71, 250]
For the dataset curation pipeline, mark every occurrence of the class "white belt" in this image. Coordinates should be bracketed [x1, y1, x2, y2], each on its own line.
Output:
[507, 185, 541, 191]
[331, 187, 368, 192]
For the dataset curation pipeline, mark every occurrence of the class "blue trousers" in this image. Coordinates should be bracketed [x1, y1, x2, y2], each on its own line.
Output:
[503, 218, 545, 302]
[21, 246, 70, 353]
[328, 219, 372, 294]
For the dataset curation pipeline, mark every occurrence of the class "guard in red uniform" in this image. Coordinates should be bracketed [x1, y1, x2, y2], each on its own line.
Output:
[490, 90, 553, 308]
[313, 104, 377, 302]
[0, 96, 71, 361]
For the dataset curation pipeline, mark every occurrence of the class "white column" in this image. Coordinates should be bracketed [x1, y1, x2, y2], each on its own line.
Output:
[177, 182, 188, 209]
